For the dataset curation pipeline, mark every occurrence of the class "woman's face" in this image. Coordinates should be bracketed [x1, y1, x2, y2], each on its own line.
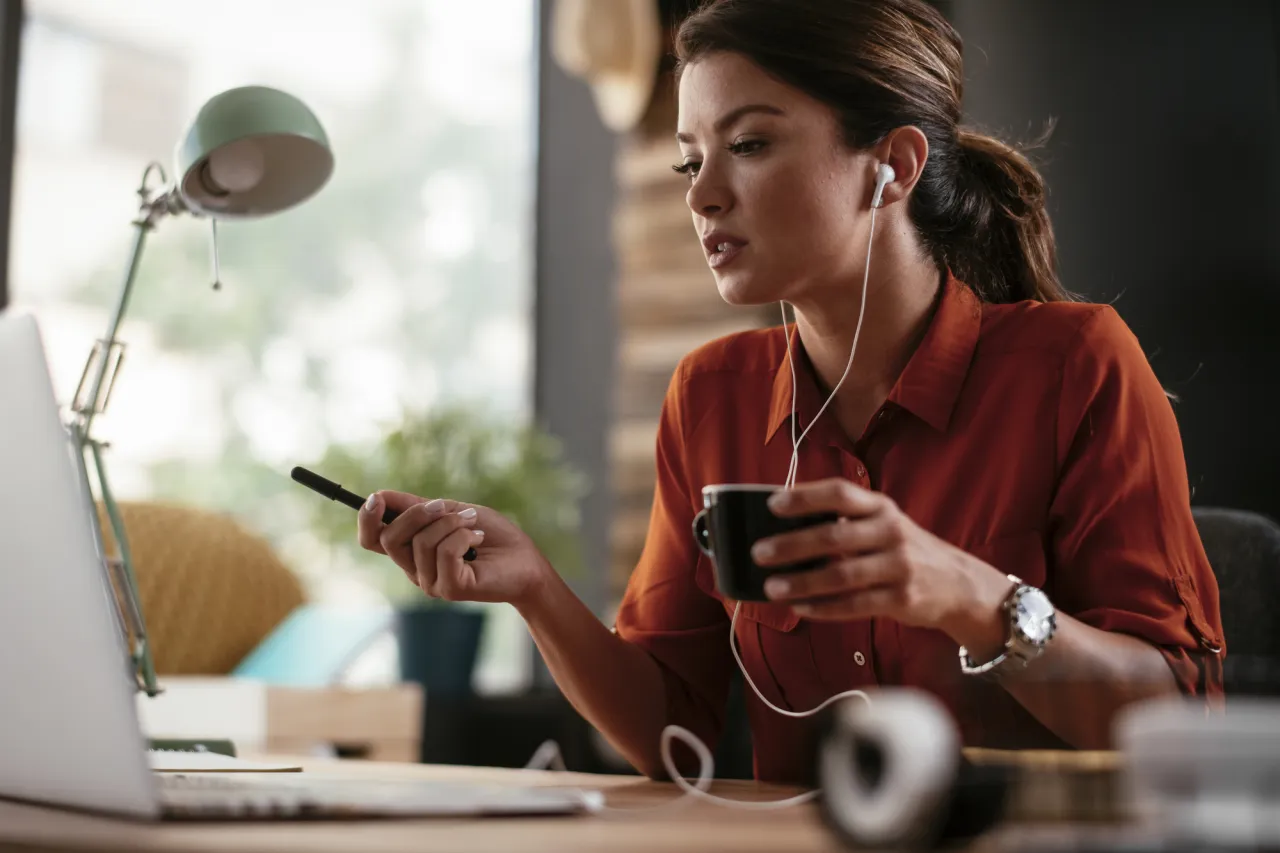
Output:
[677, 52, 877, 306]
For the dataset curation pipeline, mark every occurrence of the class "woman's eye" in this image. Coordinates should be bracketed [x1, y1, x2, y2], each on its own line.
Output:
[672, 160, 701, 181]
[671, 140, 764, 181]
[728, 139, 767, 156]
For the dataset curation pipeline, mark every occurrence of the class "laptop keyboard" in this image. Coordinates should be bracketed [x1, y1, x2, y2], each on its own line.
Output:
[158, 773, 332, 818]
[155, 772, 603, 819]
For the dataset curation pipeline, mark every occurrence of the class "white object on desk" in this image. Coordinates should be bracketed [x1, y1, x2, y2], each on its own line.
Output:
[147, 750, 301, 773]
[1118, 695, 1280, 847]
[135, 677, 269, 752]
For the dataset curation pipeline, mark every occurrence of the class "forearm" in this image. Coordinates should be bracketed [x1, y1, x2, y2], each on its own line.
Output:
[1001, 613, 1177, 748]
[949, 561, 1178, 750]
[515, 565, 671, 778]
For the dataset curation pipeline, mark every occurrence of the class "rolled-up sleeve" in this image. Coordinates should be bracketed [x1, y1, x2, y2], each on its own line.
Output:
[1048, 307, 1224, 700]
[613, 360, 732, 754]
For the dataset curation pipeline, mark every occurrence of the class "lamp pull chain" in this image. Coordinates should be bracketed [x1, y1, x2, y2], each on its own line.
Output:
[210, 218, 222, 291]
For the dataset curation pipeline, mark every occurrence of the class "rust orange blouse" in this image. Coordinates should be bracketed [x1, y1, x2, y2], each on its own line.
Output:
[614, 275, 1224, 784]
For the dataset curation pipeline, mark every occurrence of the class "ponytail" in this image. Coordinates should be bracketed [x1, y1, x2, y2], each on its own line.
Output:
[929, 126, 1073, 304]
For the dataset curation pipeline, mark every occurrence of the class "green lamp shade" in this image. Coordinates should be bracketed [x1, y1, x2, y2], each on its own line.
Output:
[175, 85, 333, 219]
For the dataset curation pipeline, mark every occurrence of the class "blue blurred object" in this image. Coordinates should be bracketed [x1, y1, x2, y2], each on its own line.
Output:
[232, 605, 392, 687]
[396, 607, 485, 696]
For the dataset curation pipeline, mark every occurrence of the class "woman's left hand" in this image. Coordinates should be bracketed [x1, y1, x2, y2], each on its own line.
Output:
[753, 478, 1013, 650]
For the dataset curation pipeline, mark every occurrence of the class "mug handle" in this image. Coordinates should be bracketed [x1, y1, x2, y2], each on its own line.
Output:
[692, 509, 714, 557]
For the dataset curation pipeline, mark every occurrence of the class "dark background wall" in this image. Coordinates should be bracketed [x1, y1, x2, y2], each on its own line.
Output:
[532, 0, 617, 617]
[0, 0, 20, 310]
[944, 0, 1280, 523]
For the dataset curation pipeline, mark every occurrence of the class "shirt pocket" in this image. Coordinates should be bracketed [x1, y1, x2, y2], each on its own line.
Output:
[732, 598, 803, 710]
[693, 551, 805, 706]
[692, 552, 804, 632]
[736, 601, 802, 633]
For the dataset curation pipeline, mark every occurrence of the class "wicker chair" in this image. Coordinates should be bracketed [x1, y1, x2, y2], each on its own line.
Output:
[94, 501, 305, 675]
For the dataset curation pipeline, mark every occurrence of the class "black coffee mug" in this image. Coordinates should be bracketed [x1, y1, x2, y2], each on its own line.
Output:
[692, 483, 838, 602]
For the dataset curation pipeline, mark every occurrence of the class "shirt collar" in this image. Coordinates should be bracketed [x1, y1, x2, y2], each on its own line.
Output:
[765, 272, 982, 444]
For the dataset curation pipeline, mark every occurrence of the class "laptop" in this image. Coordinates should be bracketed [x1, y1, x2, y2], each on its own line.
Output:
[0, 312, 604, 820]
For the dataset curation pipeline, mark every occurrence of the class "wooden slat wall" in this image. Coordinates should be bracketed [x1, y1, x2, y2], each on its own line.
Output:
[607, 75, 774, 597]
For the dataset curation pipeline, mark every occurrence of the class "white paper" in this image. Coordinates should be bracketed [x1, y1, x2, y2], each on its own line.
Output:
[135, 677, 268, 751]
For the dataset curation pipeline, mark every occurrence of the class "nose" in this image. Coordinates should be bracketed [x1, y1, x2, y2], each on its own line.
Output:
[685, 159, 732, 218]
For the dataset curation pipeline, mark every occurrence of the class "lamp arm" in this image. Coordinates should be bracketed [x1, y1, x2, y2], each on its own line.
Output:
[85, 430, 160, 696]
[71, 163, 186, 434]
[64, 161, 187, 699]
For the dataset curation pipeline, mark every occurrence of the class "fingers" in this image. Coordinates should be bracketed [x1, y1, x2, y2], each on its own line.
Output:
[790, 586, 902, 621]
[753, 511, 902, 567]
[358, 492, 465, 553]
[379, 490, 460, 515]
[357, 492, 389, 554]
[422, 527, 487, 600]
[763, 552, 901, 602]
[379, 501, 467, 552]
[387, 507, 474, 581]
[407, 509, 478, 588]
[767, 478, 884, 519]
[357, 491, 476, 594]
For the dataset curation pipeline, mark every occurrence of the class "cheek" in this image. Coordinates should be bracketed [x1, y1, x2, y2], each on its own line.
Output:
[746, 164, 858, 255]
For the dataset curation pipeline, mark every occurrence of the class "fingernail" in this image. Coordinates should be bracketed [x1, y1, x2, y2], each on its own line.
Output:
[473, 530, 485, 541]
[752, 540, 775, 562]
[764, 577, 789, 598]
[364, 493, 379, 511]
[458, 507, 478, 519]
[793, 603, 812, 616]
[423, 499, 445, 512]
[768, 491, 790, 511]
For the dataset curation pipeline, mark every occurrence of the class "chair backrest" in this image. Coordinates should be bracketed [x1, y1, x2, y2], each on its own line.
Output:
[1191, 506, 1280, 694]
[96, 501, 306, 675]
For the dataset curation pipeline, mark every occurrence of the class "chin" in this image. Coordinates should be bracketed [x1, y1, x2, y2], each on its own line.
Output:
[713, 270, 780, 306]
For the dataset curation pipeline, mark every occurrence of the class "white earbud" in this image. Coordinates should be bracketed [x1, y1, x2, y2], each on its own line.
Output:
[871, 162, 895, 209]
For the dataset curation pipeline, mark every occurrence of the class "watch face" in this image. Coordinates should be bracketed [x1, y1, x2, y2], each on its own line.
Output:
[1015, 588, 1056, 644]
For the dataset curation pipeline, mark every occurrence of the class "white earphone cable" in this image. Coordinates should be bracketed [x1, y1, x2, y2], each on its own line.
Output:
[526, 166, 888, 813]
[524, 604, 871, 814]
[728, 602, 871, 719]
[783, 201, 878, 489]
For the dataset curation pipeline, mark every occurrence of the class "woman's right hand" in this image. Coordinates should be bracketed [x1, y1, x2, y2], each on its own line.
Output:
[357, 490, 553, 609]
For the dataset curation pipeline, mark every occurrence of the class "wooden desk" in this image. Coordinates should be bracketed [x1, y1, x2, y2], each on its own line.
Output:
[0, 758, 846, 853]
[0, 749, 1125, 852]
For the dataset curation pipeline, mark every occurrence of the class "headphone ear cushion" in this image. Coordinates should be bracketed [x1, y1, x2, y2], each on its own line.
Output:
[814, 690, 1010, 849]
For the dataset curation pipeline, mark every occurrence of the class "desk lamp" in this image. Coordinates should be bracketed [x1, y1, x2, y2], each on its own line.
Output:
[66, 86, 333, 697]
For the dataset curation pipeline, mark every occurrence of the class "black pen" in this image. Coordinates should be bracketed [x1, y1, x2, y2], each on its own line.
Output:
[290, 466, 477, 561]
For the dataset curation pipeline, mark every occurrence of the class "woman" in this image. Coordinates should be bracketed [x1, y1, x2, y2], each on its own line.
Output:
[358, 0, 1224, 784]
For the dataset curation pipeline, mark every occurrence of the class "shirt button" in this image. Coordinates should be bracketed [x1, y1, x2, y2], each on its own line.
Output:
[856, 465, 867, 479]
[854, 651, 866, 666]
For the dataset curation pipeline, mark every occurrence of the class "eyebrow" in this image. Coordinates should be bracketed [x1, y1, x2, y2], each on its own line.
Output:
[675, 104, 786, 144]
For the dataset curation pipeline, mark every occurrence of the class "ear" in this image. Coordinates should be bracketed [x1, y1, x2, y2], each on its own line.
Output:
[874, 126, 930, 209]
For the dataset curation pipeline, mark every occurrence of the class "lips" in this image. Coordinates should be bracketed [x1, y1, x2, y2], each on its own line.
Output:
[702, 230, 748, 270]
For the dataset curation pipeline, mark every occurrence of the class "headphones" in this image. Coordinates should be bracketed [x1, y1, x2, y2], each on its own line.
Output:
[871, 161, 896, 210]
[815, 690, 1010, 849]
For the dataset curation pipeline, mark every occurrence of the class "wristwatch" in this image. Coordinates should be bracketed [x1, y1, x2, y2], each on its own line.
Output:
[958, 575, 1056, 678]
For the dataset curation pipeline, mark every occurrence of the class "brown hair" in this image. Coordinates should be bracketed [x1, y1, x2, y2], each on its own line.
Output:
[675, 0, 1072, 304]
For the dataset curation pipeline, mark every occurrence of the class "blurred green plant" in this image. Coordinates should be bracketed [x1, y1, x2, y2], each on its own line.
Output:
[306, 404, 589, 605]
